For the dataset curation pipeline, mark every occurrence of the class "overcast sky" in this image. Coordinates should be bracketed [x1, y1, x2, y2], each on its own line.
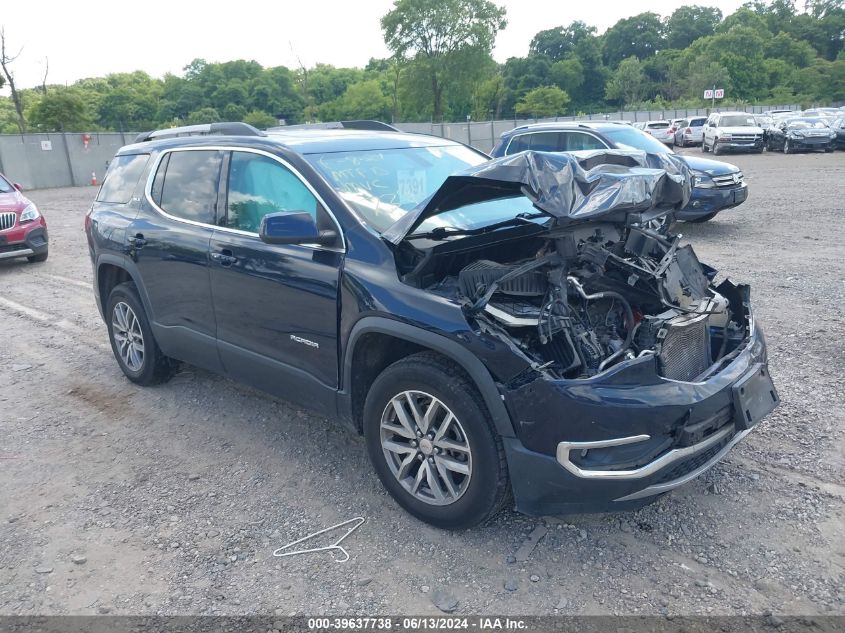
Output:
[1, 0, 748, 92]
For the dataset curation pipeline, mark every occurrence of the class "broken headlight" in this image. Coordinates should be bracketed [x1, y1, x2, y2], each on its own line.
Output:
[692, 172, 716, 189]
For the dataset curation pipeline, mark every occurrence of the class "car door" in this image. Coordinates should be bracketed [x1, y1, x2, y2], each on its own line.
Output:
[127, 148, 224, 372]
[703, 115, 716, 146]
[208, 149, 343, 412]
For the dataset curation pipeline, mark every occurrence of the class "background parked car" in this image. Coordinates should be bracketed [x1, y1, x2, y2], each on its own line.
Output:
[673, 116, 707, 147]
[639, 120, 675, 145]
[767, 117, 837, 153]
[0, 173, 49, 263]
[702, 112, 765, 154]
[830, 117, 845, 149]
[491, 121, 747, 222]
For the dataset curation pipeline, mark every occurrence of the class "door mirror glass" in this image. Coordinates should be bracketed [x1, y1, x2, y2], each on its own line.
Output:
[259, 211, 337, 246]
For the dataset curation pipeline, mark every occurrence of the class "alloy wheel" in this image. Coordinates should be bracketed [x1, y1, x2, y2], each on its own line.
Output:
[379, 390, 472, 506]
[112, 301, 145, 372]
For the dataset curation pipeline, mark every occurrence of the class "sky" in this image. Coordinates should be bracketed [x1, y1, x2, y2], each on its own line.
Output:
[1, 0, 749, 92]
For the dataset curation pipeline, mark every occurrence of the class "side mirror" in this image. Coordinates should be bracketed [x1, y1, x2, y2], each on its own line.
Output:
[259, 211, 338, 246]
[13, 183, 23, 192]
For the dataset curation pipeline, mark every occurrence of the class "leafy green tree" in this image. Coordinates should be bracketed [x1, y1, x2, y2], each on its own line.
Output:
[515, 86, 570, 118]
[602, 13, 665, 67]
[529, 21, 596, 61]
[319, 79, 391, 121]
[381, 0, 507, 120]
[765, 32, 816, 68]
[28, 89, 91, 131]
[243, 110, 278, 128]
[605, 56, 648, 106]
[185, 107, 222, 125]
[665, 5, 723, 49]
[549, 56, 584, 96]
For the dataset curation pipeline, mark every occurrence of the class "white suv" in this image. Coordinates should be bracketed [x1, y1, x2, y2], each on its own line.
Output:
[702, 112, 765, 155]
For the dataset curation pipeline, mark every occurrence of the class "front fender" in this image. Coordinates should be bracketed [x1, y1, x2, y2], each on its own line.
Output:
[342, 316, 517, 438]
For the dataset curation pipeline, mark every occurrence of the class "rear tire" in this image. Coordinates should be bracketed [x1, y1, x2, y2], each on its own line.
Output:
[27, 250, 48, 263]
[106, 282, 176, 386]
[363, 352, 510, 529]
[702, 140, 710, 153]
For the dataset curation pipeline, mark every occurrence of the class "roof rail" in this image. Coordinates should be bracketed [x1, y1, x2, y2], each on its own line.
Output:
[267, 120, 400, 132]
[134, 122, 266, 143]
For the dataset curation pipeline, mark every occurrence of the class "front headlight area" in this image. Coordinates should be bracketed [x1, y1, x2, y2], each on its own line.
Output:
[692, 171, 716, 189]
[20, 202, 40, 223]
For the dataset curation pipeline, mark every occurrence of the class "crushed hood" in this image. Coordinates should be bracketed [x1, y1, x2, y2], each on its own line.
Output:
[382, 149, 692, 245]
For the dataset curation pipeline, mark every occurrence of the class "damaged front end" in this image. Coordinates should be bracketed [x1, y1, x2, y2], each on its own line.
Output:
[389, 149, 750, 384]
[385, 150, 778, 514]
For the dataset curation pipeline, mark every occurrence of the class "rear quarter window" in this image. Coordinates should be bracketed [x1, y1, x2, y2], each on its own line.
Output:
[96, 154, 150, 203]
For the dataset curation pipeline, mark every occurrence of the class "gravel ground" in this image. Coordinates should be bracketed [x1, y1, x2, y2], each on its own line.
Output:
[0, 149, 843, 617]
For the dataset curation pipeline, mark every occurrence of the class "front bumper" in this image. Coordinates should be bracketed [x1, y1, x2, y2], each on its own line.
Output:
[0, 219, 48, 261]
[717, 139, 763, 152]
[676, 183, 747, 220]
[789, 137, 835, 151]
[502, 320, 776, 516]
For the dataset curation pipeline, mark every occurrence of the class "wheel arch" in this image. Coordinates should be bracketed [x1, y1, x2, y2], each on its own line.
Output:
[342, 317, 516, 439]
[95, 254, 154, 321]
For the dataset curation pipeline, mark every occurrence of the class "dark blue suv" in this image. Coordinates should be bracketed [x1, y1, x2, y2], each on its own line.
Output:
[85, 122, 777, 528]
[491, 121, 748, 223]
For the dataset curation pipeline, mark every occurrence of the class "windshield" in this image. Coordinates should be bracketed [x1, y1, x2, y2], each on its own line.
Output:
[788, 119, 830, 129]
[306, 145, 487, 233]
[603, 127, 673, 154]
[0, 175, 13, 194]
[720, 115, 757, 127]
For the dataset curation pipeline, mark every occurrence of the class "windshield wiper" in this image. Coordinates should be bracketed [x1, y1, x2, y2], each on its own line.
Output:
[407, 212, 547, 241]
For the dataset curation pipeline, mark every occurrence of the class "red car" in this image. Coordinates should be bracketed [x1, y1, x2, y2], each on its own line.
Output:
[0, 173, 48, 263]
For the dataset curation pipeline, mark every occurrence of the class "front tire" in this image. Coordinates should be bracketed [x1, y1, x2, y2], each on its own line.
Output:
[713, 140, 723, 155]
[784, 139, 792, 154]
[363, 352, 509, 529]
[27, 250, 48, 263]
[106, 282, 176, 385]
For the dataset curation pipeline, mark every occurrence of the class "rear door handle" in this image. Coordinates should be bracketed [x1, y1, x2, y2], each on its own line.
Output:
[211, 250, 237, 266]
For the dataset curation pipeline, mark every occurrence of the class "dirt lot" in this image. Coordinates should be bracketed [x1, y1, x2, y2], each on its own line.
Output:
[1, 149, 843, 617]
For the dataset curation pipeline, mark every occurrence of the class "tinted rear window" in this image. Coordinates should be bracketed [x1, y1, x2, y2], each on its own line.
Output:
[96, 154, 150, 204]
[646, 122, 670, 129]
[155, 150, 223, 224]
[689, 118, 706, 126]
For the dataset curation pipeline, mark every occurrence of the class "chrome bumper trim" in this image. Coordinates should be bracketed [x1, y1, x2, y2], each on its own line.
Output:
[613, 428, 751, 501]
[556, 424, 735, 481]
[0, 248, 33, 260]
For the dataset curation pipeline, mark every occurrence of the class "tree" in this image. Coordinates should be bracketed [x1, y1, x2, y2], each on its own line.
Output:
[243, 110, 278, 129]
[515, 86, 570, 118]
[665, 5, 723, 49]
[320, 79, 391, 121]
[381, 0, 507, 120]
[605, 57, 647, 106]
[529, 21, 596, 61]
[0, 27, 26, 132]
[602, 13, 665, 67]
[28, 89, 91, 131]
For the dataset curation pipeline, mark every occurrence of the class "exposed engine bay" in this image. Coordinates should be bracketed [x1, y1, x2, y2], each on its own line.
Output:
[388, 149, 751, 382]
[398, 220, 750, 381]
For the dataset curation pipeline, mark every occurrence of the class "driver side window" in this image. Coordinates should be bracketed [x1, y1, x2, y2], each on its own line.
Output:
[225, 151, 319, 233]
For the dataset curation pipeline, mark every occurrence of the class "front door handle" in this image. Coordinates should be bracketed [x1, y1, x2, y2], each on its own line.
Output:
[211, 250, 238, 266]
